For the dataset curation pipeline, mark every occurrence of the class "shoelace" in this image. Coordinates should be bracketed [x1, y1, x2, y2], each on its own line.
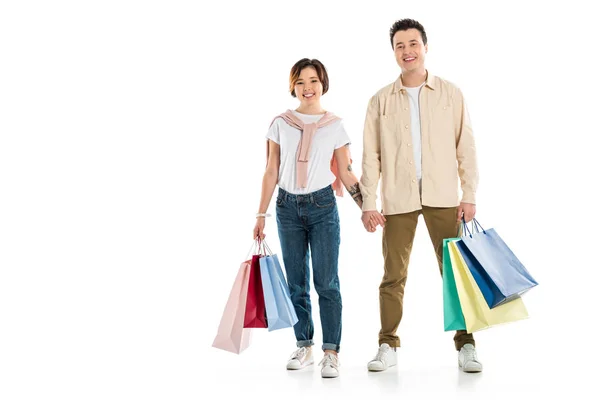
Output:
[462, 346, 477, 361]
[290, 347, 308, 361]
[374, 347, 389, 362]
[319, 353, 338, 367]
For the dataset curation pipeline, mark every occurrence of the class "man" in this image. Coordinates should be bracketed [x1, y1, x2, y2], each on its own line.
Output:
[359, 19, 482, 373]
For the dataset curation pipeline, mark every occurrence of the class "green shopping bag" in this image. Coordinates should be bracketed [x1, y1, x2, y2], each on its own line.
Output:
[443, 238, 466, 331]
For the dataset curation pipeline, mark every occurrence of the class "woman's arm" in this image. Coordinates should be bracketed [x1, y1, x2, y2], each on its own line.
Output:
[333, 144, 363, 209]
[253, 140, 280, 239]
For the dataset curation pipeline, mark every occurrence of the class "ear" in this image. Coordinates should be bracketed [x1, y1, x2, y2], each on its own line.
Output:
[425, 44, 428, 54]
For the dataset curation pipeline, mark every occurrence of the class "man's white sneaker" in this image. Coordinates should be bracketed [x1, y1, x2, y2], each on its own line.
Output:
[319, 353, 339, 378]
[458, 344, 483, 373]
[286, 347, 313, 370]
[367, 343, 397, 371]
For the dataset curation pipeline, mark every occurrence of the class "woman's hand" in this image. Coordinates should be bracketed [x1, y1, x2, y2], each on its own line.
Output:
[253, 217, 266, 240]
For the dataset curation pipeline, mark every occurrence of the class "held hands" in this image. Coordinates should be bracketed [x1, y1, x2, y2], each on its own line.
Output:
[256, 204, 472, 236]
[361, 210, 386, 233]
[457, 202, 476, 223]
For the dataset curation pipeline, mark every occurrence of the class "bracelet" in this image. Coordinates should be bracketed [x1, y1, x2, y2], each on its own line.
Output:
[256, 213, 272, 218]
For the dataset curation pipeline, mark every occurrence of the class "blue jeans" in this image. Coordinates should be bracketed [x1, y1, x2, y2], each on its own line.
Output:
[276, 185, 342, 353]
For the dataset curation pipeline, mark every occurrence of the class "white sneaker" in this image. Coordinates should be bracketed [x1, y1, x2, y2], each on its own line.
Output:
[286, 346, 313, 370]
[319, 353, 339, 378]
[458, 344, 483, 373]
[367, 343, 397, 371]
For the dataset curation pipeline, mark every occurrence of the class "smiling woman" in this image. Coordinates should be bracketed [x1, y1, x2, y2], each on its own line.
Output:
[288, 58, 329, 102]
[251, 57, 366, 379]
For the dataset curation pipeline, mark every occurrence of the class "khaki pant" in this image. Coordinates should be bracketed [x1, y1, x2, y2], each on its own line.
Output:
[379, 206, 475, 351]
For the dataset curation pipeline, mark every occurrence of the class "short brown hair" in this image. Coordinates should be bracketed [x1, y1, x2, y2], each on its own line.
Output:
[289, 58, 329, 98]
[389, 19, 427, 48]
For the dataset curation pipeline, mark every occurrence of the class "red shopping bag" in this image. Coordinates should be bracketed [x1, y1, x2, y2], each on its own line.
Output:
[244, 253, 268, 328]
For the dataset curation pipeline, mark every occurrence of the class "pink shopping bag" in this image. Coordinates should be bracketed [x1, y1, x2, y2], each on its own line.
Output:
[212, 260, 252, 354]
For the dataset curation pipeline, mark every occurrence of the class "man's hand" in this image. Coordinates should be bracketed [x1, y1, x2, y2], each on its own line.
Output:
[457, 202, 476, 223]
[361, 210, 386, 233]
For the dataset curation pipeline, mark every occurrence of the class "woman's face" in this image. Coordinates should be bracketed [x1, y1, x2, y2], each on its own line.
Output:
[293, 67, 323, 106]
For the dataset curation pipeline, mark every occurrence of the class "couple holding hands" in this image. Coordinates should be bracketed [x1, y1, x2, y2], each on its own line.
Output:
[252, 19, 481, 378]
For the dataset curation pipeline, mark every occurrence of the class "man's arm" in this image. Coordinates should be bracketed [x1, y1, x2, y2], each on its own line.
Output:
[454, 87, 479, 222]
[360, 95, 386, 230]
[454, 87, 479, 205]
[360, 95, 382, 211]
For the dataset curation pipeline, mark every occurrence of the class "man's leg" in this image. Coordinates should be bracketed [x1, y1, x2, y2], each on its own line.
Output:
[379, 211, 419, 347]
[422, 206, 475, 350]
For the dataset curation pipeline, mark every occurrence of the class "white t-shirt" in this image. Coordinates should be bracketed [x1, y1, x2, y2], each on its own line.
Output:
[405, 84, 424, 186]
[266, 111, 351, 194]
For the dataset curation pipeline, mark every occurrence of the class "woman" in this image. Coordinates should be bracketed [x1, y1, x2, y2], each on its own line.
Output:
[253, 58, 364, 378]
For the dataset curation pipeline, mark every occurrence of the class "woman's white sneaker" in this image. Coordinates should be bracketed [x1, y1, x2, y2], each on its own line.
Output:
[286, 346, 313, 370]
[367, 343, 397, 371]
[319, 353, 339, 378]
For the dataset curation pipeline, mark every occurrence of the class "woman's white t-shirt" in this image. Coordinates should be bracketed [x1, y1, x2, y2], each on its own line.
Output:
[266, 111, 351, 195]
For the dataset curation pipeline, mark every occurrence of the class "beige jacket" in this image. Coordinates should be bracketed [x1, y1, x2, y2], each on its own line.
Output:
[360, 73, 479, 215]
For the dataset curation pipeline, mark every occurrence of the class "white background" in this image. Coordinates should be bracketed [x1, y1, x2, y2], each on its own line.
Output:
[1, 0, 599, 399]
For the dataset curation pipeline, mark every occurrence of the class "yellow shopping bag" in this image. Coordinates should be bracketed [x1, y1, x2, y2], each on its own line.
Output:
[448, 241, 529, 333]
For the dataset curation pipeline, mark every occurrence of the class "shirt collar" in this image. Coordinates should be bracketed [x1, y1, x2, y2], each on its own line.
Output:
[393, 70, 436, 93]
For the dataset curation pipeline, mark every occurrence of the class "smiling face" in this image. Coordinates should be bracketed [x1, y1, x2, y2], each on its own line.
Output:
[392, 28, 428, 73]
[293, 66, 323, 105]
[288, 59, 329, 106]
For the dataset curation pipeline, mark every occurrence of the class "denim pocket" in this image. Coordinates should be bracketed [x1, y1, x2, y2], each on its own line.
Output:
[315, 195, 335, 208]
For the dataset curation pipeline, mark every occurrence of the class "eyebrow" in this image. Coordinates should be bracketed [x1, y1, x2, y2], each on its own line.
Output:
[296, 76, 319, 81]
[396, 40, 418, 46]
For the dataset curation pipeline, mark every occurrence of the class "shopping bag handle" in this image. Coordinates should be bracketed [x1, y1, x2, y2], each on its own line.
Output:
[257, 238, 268, 256]
[245, 240, 257, 260]
[473, 218, 484, 233]
[461, 217, 486, 238]
[261, 240, 274, 256]
[245, 238, 268, 260]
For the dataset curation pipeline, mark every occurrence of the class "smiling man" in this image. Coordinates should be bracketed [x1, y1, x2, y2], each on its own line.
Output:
[359, 19, 482, 373]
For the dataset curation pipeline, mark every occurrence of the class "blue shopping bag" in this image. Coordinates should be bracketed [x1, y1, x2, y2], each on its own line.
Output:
[457, 219, 538, 308]
[259, 245, 299, 331]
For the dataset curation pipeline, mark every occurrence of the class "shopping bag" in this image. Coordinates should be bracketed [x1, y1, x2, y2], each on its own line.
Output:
[459, 219, 538, 308]
[244, 253, 268, 328]
[442, 238, 466, 331]
[259, 241, 299, 331]
[448, 241, 529, 333]
[212, 260, 252, 354]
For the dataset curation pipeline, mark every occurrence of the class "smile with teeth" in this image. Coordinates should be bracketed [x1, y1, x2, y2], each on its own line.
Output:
[303, 93, 315, 98]
[403, 57, 416, 62]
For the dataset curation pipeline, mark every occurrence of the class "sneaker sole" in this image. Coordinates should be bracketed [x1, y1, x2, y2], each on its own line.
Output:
[321, 372, 339, 378]
[458, 361, 482, 373]
[367, 362, 396, 372]
[287, 360, 314, 370]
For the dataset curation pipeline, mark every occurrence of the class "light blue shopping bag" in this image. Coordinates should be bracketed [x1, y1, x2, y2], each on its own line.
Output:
[259, 248, 299, 331]
[458, 218, 538, 308]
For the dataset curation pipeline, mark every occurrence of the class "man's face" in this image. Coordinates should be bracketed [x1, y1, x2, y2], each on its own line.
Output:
[393, 28, 428, 73]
